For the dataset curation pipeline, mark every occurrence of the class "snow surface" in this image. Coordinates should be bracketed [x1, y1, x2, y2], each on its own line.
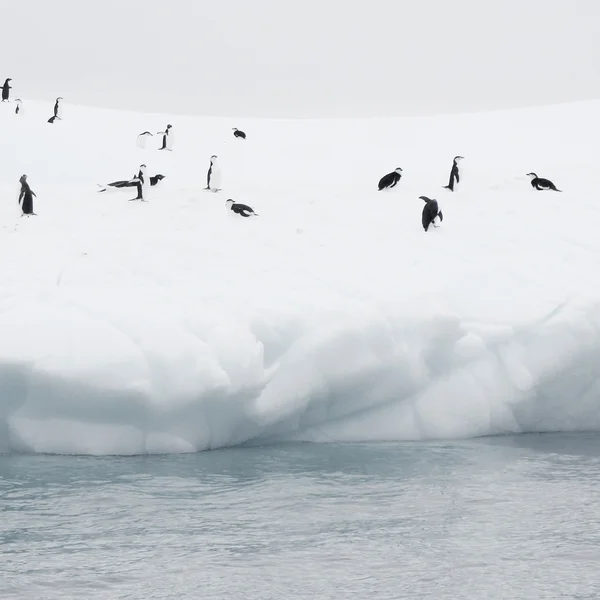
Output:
[1, 99, 600, 455]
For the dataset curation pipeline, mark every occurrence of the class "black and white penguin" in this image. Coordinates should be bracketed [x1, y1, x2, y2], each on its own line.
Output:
[232, 127, 246, 139]
[444, 156, 464, 191]
[14, 99, 22, 114]
[157, 124, 173, 150]
[378, 167, 403, 191]
[226, 199, 257, 217]
[18, 174, 37, 216]
[420, 196, 443, 232]
[53, 97, 63, 120]
[128, 164, 151, 201]
[98, 173, 165, 193]
[1, 78, 11, 101]
[526, 172, 562, 192]
[205, 155, 222, 192]
[136, 131, 154, 149]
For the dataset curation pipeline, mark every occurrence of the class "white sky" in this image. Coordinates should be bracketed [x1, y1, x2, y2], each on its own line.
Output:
[1, 0, 599, 117]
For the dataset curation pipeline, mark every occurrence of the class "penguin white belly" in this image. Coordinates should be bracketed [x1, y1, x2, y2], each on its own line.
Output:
[166, 130, 174, 150]
[141, 180, 150, 199]
[210, 165, 222, 190]
[56, 104, 63, 119]
[136, 135, 148, 149]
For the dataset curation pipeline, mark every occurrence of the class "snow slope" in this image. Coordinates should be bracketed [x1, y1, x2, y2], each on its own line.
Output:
[1, 99, 600, 454]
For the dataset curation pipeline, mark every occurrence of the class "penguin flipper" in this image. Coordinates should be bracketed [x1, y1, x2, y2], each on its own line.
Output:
[438, 210, 443, 222]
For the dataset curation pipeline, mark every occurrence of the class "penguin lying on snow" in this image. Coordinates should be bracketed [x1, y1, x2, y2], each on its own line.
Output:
[226, 199, 258, 217]
[526, 172, 562, 191]
[378, 168, 403, 191]
[232, 127, 246, 139]
[97, 173, 165, 193]
[420, 196, 443, 232]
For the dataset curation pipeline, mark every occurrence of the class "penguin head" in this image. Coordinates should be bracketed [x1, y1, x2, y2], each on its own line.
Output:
[232, 127, 238, 131]
[15, 99, 21, 104]
[226, 199, 234, 207]
[140, 164, 147, 171]
[394, 167, 403, 173]
[19, 174, 27, 183]
[454, 156, 464, 162]
[166, 124, 172, 129]
[211, 155, 218, 162]
[526, 172, 537, 179]
[5, 78, 11, 83]
[141, 131, 153, 136]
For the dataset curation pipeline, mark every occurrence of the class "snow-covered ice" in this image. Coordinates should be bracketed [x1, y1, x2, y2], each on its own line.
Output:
[1, 99, 599, 454]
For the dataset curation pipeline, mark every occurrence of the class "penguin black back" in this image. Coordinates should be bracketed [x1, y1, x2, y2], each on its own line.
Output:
[233, 128, 246, 139]
[378, 168, 403, 191]
[226, 199, 257, 217]
[2, 78, 11, 101]
[526, 172, 562, 192]
[420, 196, 443, 231]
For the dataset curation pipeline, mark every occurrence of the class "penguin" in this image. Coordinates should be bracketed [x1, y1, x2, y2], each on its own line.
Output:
[128, 164, 150, 201]
[98, 173, 165, 193]
[526, 172, 562, 192]
[2, 78, 11, 101]
[205, 155, 221, 192]
[136, 131, 154, 149]
[232, 127, 247, 140]
[444, 156, 464, 191]
[18, 175, 37, 216]
[157, 124, 173, 150]
[378, 167, 403, 191]
[226, 199, 258, 217]
[420, 196, 443, 232]
[14, 99, 22, 115]
[53, 97, 63, 120]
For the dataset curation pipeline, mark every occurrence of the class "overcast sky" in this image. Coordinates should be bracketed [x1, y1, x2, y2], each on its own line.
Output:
[1, 0, 599, 117]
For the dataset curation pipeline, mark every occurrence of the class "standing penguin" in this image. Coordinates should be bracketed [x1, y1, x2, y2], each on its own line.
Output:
[2, 78, 11, 101]
[14, 99, 22, 115]
[444, 156, 464, 191]
[53, 97, 63, 120]
[232, 127, 247, 139]
[136, 131, 154, 149]
[157, 124, 173, 150]
[18, 175, 37, 216]
[226, 199, 258, 217]
[378, 167, 403, 191]
[205, 155, 222, 192]
[526, 172, 562, 192]
[129, 164, 150, 201]
[420, 196, 443, 231]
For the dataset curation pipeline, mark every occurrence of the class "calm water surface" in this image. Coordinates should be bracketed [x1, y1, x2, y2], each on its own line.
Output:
[2, 434, 600, 599]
